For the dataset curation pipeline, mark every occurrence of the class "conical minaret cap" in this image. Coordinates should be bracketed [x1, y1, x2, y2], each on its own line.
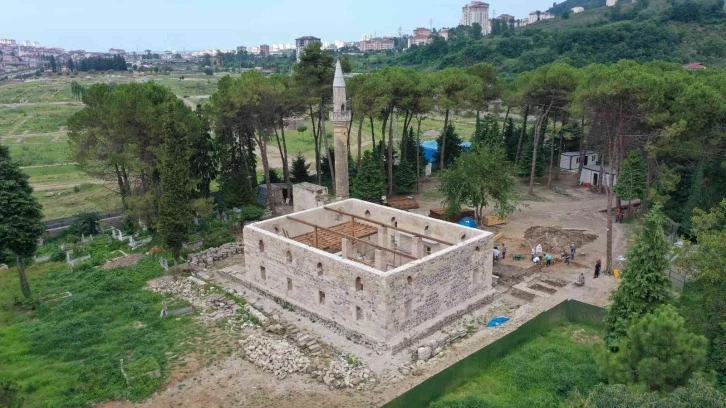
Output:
[333, 59, 345, 88]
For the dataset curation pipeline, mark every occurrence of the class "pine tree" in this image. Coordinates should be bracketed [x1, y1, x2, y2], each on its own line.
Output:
[0, 145, 44, 298]
[351, 150, 385, 202]
[682, 160, 705, 232]
[597, 305, 708, 391]
[394, 160, 417, 194]
[434, 124, 463, 170]
[615, 151, 647, 216]
[605, 206, 673, 344]
[268, 169, 282, 184]
[158, 107, 192, 260]
[290, 153, 311, 183]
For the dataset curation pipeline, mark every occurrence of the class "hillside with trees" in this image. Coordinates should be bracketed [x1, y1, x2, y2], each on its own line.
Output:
[351, 0, 726, 79]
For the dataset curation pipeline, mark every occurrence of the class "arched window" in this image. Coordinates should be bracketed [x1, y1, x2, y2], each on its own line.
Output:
[424, 225, 431, 235]
[475, 246, 481, 252]
[317, 262, 323, 276]
[461, 234, 467, 242]
[407, 276, 413, 285]
[258, 240, 265, 252]
[355, 277, 363, 291]
[274, 226, 280, 234]
[364, 210, 371, 218]
[391, 217, 397, 227]
[286, 250, 292, 263]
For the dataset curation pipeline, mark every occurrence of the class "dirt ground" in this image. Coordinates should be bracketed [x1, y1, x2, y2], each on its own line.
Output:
[98, 172, 629, 408]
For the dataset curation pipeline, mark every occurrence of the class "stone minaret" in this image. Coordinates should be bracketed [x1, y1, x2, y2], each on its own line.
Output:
[331, 59, 350, 199]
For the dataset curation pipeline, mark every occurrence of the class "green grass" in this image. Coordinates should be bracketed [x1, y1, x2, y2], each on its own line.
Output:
[5, 143, 71, 167]
[22, 164, 93, 186]
[34, 183, 122, 220]
[431, 324, 601, 408]
[0, 252, 202, 407]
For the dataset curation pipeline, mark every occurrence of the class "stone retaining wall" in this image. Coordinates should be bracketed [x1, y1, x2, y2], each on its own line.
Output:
[187, 242, 243, 269]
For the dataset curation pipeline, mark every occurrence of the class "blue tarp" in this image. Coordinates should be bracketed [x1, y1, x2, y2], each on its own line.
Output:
[458, 217, 478, 228]
[421, 140, 472, 163]
[486, 316, 510, 327]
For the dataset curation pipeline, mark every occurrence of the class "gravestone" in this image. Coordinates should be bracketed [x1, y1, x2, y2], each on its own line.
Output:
[160, 257, 169, 272]
[37, 237, 45, 247]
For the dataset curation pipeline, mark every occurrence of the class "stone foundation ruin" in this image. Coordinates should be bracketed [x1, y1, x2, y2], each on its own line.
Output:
[234, 199, 496, 350]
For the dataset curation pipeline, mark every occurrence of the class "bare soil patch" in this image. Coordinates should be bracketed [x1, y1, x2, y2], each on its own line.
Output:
[493, 263, 532, 286]
[101, 253, 143, 269]
[529, 283, 558, 295]
[524, 226, 598, 254]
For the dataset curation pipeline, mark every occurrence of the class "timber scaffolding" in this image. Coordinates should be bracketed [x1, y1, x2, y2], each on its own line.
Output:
[287, 206, 456, 266]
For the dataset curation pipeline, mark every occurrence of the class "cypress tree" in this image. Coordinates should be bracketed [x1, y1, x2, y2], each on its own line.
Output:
[290, 153, 311, 183]
[394, 160, 417, 194]
[351, 150, 385, 202]
[0, 145, 44, 298]
[605, 206, 673, 344]
[158, 107, 192, 260]
[516, 136, 545, 179]
[615, 151, 647, 216]
[434, 124, 463, 170]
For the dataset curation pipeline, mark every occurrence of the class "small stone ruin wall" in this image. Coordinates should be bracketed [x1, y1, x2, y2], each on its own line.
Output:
[187, 242, 243, 269]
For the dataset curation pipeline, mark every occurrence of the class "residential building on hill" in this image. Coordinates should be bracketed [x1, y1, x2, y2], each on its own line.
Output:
[460, 1, 490, 36]
[358, 37, 395, 53]
[295, 36, 321, 63]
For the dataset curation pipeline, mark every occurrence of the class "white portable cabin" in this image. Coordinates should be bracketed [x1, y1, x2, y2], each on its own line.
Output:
[560, 151, 599, 170]
[579, 165, 617, 187]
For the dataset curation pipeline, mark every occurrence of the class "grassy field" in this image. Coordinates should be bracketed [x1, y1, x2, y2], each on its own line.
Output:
[431, 324, 601, 408]
[0, 236, 215, 407]
[0, 104, 82, 136]
[34, 184, 122, 220]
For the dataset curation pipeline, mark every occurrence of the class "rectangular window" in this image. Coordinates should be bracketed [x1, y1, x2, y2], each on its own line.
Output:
[287, 277, 293, 291]
[356, 306, 363, 321]
[404, 299, 412, 319]
[425, 246, 432, 255]
[260, 266, 266, 280]
[319, 291, 325, 304]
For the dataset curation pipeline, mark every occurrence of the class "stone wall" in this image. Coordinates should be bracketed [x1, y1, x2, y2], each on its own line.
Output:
[187, 242, 243, 269]
[243, 226, 390, 343]
[385, 233, 494, 334]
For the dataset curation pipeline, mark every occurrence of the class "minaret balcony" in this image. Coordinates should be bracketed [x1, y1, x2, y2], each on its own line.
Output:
[330, 111, 351, 122]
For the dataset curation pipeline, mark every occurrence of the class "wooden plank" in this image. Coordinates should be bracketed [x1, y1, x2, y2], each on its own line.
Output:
[287, 216, 417, 260]
[323, 206, 454, 246]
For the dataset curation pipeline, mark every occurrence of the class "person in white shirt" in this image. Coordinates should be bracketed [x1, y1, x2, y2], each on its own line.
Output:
[493, 247, 500, 262]
[533, 256, 541, 264]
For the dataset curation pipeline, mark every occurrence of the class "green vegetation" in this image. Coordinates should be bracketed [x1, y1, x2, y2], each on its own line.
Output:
[431, 324, 601, 408]
[597, 305, 708, 391]
[350, 0, 726, 77]
[0, 255, 199, 407]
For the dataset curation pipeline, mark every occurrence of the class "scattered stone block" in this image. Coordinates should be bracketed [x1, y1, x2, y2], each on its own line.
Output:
[417, 346, 432, 361]
[167, 306, 195, 317]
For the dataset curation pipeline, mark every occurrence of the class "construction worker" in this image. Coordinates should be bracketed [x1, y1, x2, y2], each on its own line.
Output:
[544, 253, 553, 266]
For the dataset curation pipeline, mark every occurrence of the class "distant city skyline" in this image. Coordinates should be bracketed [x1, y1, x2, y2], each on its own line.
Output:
[2, 0, 555, 52]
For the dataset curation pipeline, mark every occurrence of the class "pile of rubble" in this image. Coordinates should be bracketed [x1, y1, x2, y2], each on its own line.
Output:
[310, 356, 376, 390]
[241, 333, 311, 379]
[187, 242, 243, 269]
[148, 276, 239, 322]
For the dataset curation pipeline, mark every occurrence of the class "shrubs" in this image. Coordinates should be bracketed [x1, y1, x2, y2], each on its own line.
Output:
[239, 205, 265, 222]
[70, 212, 100, 236]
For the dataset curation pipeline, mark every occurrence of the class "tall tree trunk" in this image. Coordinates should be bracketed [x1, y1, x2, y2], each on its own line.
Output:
[388, 108, 394, 196]
[280, 120, 290, 184]
[347, 110, 354, 155]
[556, 115, 567, 181]
[528, 102, 553, 195]
[15, 255, 31, 299]
[114, 164, 127, 210]
[515, 105, 529, 165]
[380, 111, 389, 175]
[416, 116, 422, 193]
[356, 116, 364, 172]
[501, 106, 511, 134]
[273, 126, 288, 184]
[643, 156, 656, 214]
[258, 136, 275, 215]
[547, 116, 557, 190]
[440, 109, 450, 169]
[309, 105, 321, 184]
[605, 140, 615, 273]
[578, 113, 593, 186]
[369, 117, 376, 153]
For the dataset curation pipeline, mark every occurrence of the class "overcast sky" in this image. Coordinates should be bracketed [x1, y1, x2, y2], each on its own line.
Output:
[2, 0, 554, 51]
